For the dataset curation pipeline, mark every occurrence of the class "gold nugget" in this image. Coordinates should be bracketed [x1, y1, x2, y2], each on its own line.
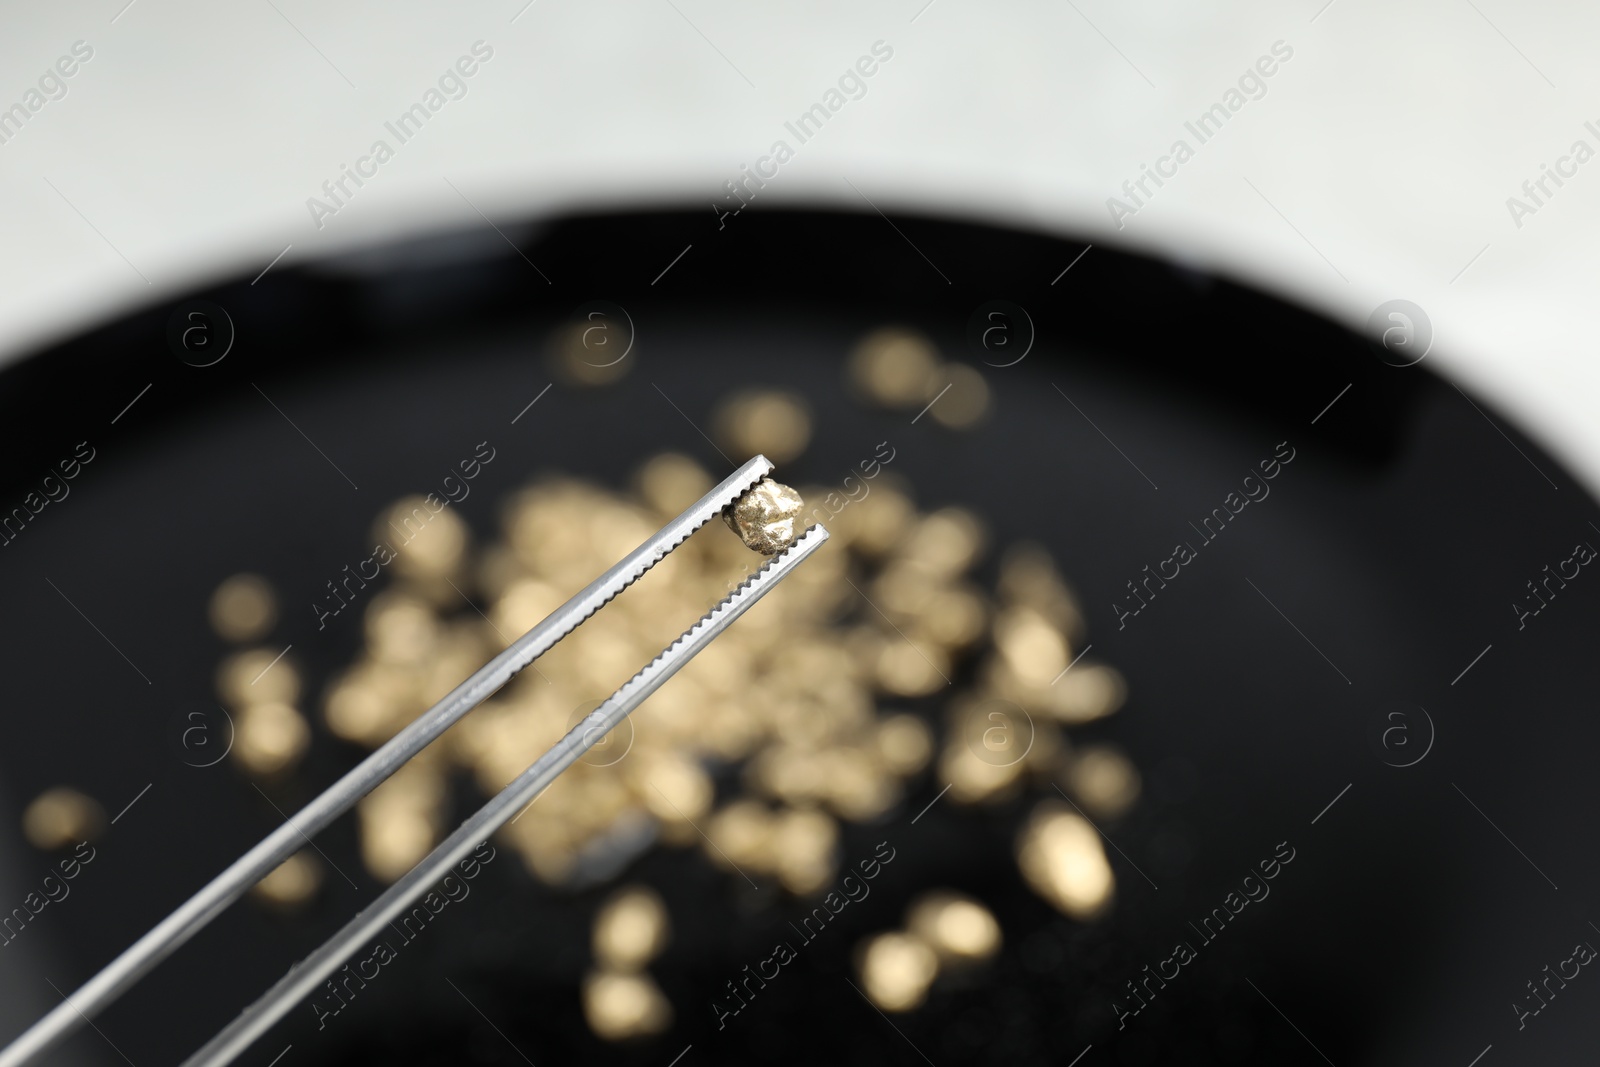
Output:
[251, 852, 322, 910]
[582, 970, 673, 1040]
[906, 891, 1001, 963]
[857, 931, 939, 1011]
[232, 702, 311, 778]
[848, 327, 940, 409]
[713, 390, 813, 464]
[22, 788, 103, 850]
[593, 885, 671, 971]
[209, 574, 277, 643]
[1017, 802, 1114, 918]
[723, 477, 805, 554]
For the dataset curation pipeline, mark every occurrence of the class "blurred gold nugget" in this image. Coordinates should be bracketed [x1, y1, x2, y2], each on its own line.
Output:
[635, 453, 713, 518]
[364, 591, 441, 665]
[593, 885, 670, 971]
[357, 758, 445, 882]
[209, 574, 277, 643]
[857, 931, 939, 1012]
[846, 324, 988, 429]
[940, 744, 1025, 806]
[998, 543, 1085, 637]
[848, 327, 940, 408]
[582, 971, 673, 1040]
[906, 890, 1001, 963]
[378, 496, 468, 581]
[251, 852, 322, 910]
[875, 640, 948, 698]
[713, 389, 812, 465]
[630, 751, 712, 844]
[232, 702, 311, 778]
[1048, 664, 1127, 724]
[703, 800, 838, 894]
[912, 585, 987, 650]
[873, 714, 933, 775]
[324, 662, 412, 746]
[549, 318, 632, 387]
[22, 788, 103, 850]
[993, 605, 1071, 688]
[771, 807, 839, 894]
[899, 509, 985, 586]
[216, 648, 301, 708]
[1066, 744, 1141, 818]
[927, 363, 991, 430]
[1017, 802, 1114, 919]
[828, 477, 914, 557]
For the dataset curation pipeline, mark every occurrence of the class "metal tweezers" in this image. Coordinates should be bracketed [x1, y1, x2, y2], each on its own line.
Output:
[0, 454, 828, 1067]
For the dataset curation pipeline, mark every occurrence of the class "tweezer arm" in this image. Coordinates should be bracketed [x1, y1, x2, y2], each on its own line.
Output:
[184, 524, 830, 1067]
[0, 455, 775, 1067]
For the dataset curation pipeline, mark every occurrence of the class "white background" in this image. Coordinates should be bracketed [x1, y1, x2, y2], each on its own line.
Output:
[0, 0, 1594, 487]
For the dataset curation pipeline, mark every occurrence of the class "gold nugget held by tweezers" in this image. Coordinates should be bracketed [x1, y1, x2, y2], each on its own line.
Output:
[723, 476, 805, 554]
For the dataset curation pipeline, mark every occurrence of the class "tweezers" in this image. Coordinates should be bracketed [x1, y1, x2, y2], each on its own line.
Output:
[0, 454, 829, 1067]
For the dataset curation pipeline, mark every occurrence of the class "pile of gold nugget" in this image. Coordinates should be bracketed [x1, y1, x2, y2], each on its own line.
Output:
[184, 326, 1141, 1032]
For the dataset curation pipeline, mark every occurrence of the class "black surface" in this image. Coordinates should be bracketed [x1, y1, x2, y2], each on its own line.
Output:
[0, 208, 1595, 1066]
